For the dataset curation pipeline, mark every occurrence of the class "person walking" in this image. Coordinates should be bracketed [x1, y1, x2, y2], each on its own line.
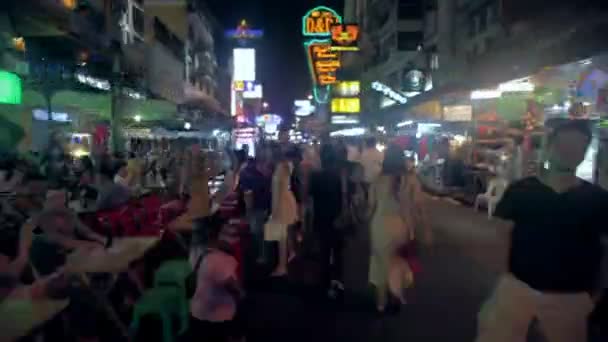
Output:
[368, 144, 431, 313]
[360, 137, 384, 184]
[239, 146, 272, 264]
[267, 151, 299, 276]
[309, 144, 349, 297]
[475, 120, 608, 342]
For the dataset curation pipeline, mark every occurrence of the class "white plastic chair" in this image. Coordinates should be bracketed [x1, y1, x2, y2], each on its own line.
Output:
[474, 178, 508, 219]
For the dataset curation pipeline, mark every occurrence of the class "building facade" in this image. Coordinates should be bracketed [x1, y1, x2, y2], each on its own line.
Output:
[344, 0, 427, 122]
[0, 0, 225, 151]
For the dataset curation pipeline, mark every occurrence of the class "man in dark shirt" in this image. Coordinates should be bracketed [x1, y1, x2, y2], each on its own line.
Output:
[476, 120, 608, 342]
[239, 146, 272, 263]
[309, 144, 348, 297]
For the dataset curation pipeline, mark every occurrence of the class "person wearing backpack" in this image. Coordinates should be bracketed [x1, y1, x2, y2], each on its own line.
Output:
[188, 214, 245, 342]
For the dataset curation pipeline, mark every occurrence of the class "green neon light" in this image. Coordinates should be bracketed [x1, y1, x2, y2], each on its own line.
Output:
[302, 6, 343, 37]
[0, 70, 22, 105]
[303, 39, 334, 103]
[313, 85, 331, 104]
[304, 39, 331, 87]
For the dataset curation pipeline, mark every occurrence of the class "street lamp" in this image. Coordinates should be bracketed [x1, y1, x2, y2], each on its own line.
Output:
[262, 102, 269, 109]
[307, 94, 313, 100]
[184, 122, 191, 130]
[134, 115, 142, 122]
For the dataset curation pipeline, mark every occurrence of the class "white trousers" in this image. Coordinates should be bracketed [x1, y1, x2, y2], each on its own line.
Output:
[476, 274, 594, 342]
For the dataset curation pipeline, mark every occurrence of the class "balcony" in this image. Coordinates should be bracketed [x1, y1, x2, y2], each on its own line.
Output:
[188, 12, 214, 52]
[146, 41, 185, 104]
[153, 17, 185, 61]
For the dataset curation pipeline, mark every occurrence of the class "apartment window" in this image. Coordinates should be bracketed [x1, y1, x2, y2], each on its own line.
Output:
[397, 31, 423, 51]
[132, 5, 144, 39]
[398, 1, 423, 20]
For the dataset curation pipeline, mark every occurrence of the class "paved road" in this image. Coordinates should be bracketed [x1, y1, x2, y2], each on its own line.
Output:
[244, 199, 533, 342]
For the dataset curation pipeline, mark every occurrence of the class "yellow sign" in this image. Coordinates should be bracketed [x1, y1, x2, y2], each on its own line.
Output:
[233, 81, 245, 91]
[302, 7, 342, 37]
[331, 98, 360, 113]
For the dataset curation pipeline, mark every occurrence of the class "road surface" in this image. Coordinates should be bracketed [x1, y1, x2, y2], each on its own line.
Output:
[243, 199, 543, 342]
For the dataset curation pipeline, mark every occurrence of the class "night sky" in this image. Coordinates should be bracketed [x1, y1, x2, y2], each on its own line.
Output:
[207, 0, 344, 119]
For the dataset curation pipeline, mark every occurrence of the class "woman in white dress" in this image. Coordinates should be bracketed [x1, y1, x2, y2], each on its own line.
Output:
[368, 145, 431, 312]
[268, 154, 298, 276]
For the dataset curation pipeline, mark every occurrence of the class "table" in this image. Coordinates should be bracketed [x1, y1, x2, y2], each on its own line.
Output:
[65, 237, 160, 273]
[0, 295, 69, 342]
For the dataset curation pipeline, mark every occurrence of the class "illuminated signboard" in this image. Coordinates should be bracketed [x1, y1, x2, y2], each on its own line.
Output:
[371, 81, 408, 104]
[294, 99, 315, 116]
[333, 81, 360, 97]
[0, 71, 22, 104]
[233, 80, 245, 91]
[331, 98, 360, 113]
[243, 84, 263, 99]
[443, 105, 473, 122]
[233, 48, 256, 81]
[302, 6, 342, 37]
[330, 24, 359, 51]
[331, 115, 360, 125]
[305, 40, 340, 86]
[225, 20, 263, 40]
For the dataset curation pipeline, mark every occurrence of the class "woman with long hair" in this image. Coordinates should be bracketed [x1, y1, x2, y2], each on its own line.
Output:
[368, 144, 431, 312]
[267, 149, 298, 276]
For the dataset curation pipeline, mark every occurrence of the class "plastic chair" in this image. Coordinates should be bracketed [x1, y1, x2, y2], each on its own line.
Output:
[474, 178, 508, 219]
[153, 259, 191, 291]
[129, 287, 189, 342]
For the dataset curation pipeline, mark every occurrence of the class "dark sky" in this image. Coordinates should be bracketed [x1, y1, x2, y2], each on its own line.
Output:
[207, 0, 344, 118]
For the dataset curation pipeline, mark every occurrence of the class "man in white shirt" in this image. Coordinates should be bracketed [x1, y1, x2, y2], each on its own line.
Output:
[360, 137, 384, 183]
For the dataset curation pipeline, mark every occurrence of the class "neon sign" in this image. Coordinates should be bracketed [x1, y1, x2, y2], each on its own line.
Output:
[226, 20, 263, 40]
[0, 70, 22, 105]
[305, 40, 340, 86]
[330, 24, 359, 51]
[371, 81, 408, 104]
[302, 6, 342, 37]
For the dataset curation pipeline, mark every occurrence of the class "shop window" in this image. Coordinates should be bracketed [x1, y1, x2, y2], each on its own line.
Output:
[397, 31, 423, 51]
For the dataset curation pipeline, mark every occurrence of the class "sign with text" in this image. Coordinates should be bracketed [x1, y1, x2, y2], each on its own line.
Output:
[302, 6, 342, 37]
[331, 98, 360, 113]
[330, 24, 359, 51]
[333, 81, 360, 97]
[306, 41, 340, 85]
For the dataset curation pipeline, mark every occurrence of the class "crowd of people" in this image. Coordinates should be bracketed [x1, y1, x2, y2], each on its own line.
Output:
[0, 119, 607, 342]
